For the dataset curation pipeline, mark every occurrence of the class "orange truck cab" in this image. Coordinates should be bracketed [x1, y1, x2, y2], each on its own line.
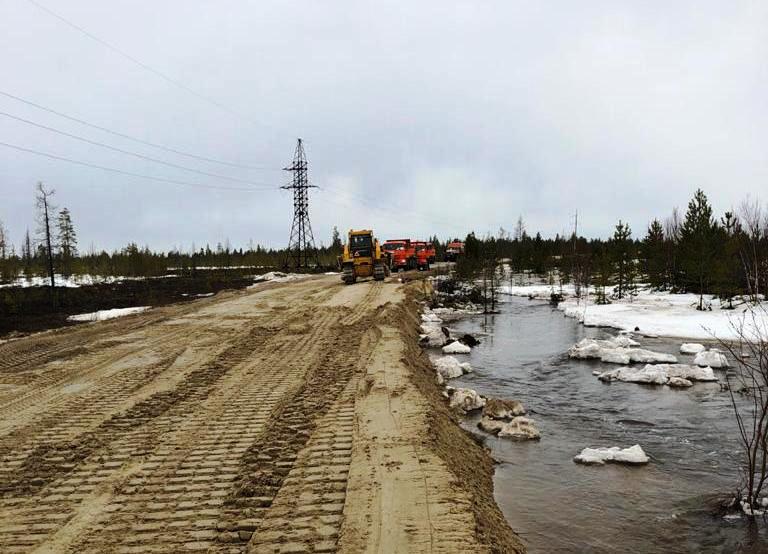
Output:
[445, 240, 464, 262]
[412, 241, 432, 270]
[382, 239, 416, 271]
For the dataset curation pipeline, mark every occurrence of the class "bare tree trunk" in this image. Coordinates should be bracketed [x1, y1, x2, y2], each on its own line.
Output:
[36, 182, 56, 309]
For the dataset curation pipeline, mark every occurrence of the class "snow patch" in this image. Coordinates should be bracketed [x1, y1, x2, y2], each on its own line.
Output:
[250, 271, 310, 285]
[503, 284, 767, 341]
[67, 306, 150, 322]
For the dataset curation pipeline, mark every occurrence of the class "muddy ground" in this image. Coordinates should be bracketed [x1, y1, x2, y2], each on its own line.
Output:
[0, 274, 524, 553]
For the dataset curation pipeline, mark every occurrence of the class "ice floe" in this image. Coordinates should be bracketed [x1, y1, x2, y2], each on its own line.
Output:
[573, 444, 650, 465]
[597, 363, 717, 386]
[482, 398, 526, 419]
[680, 343, 706, 355]
[568, 338, 676, 364]
[448, 387, 486, 412]
[433, 356, 472, 380]
[694, 349, 730, 369]
[478, 415, 541, 440]
[442, 341, 471, 354]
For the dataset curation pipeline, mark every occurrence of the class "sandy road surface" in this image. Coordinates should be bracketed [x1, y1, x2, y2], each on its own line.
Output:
[0, 275, 523, 554]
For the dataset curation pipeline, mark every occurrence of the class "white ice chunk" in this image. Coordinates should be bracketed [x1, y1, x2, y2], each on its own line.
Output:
[433, 356, 472, 380]
[694, 349, 730, 369]
[442, 341, 471, 354]
[597, 363, 717, 386]
[574, 444, 649, 465]
[449, 388, 486, 412]
[478, 415, 541, 440]
[680, 343, 706, 355]
[598, 366, 668, 385]
[667, 377, 693, 388]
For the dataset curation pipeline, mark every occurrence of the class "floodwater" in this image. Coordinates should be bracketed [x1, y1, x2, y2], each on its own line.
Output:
[447, 296, 768, 553]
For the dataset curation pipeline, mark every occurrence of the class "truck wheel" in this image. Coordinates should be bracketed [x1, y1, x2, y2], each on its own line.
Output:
[373, 264, 385, 281]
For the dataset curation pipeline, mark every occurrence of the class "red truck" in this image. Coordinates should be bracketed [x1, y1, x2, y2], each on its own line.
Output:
[382, 239, 416, 271]
[445, 240, 464, 262]
[412, 241, 434, 270]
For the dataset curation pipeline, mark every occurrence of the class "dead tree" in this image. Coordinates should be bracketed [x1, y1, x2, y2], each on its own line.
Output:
[718, 304, 768, 515]
[35, 182, 56, 307]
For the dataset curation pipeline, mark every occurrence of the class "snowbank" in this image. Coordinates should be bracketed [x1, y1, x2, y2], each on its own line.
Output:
[574, 445, 649, 465]
[568, 338, 676, 365]
[67, 306, 150, 322]
[502, 284, 767, 341]
[443, 341, 471, 354]
[597, 363, 717, 386]
[433, 356, 472, 380]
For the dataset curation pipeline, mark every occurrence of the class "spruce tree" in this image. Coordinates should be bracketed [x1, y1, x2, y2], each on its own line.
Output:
[643, 219, 666, 290]
[57, 208, 77, 277]
[330, 226, 342, 254]
[715, 211, 742, 308]
[679, 189, 716, 310]
[594, 244, 612, 305]
[611, 220, 633, 299]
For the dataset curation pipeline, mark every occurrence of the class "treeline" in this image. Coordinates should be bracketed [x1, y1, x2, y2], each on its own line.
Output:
[0, 186, 350, 283]
[461, 189, 767, 310]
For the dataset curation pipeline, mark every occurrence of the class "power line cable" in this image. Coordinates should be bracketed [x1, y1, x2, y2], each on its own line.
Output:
[317, 184, 467, 233]
[0, 140, 279, 192]
[0, 90, 279, 171]
[0, 110, 278, 187]
[24, 0, 284, 138]
[314, 187, 467, 236]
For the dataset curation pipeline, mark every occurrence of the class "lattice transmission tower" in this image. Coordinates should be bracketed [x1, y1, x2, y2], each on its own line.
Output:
[282, 138, 319, 269]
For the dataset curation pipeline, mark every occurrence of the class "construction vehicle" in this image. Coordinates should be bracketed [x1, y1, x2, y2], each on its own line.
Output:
[445, 240, 464, 262]
[412, 241, 431, 271]
[339, 229, 390, 284]
[382, 239, 416, 271]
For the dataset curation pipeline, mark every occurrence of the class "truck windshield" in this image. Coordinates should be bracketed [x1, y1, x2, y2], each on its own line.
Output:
[383, 243, 404, 251]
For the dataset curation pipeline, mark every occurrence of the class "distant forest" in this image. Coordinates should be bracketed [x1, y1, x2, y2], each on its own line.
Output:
[0, 187, 766, 311]
[460, 189, 767, 310]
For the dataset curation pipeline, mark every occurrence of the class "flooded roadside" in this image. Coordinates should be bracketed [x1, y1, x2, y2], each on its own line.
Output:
[445, 295, 768, 553]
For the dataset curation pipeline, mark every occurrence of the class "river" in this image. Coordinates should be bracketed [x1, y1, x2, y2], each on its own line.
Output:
[445, 295, 768, 553]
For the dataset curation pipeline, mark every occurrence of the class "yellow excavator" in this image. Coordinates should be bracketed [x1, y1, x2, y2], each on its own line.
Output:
[339, 229, 390, 284]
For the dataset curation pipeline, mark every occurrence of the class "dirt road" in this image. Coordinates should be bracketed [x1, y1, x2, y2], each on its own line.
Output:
[0, 275, 523, 553]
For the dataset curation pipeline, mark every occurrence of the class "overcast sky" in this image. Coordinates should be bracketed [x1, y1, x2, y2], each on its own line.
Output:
[2, 1, 767, 252]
